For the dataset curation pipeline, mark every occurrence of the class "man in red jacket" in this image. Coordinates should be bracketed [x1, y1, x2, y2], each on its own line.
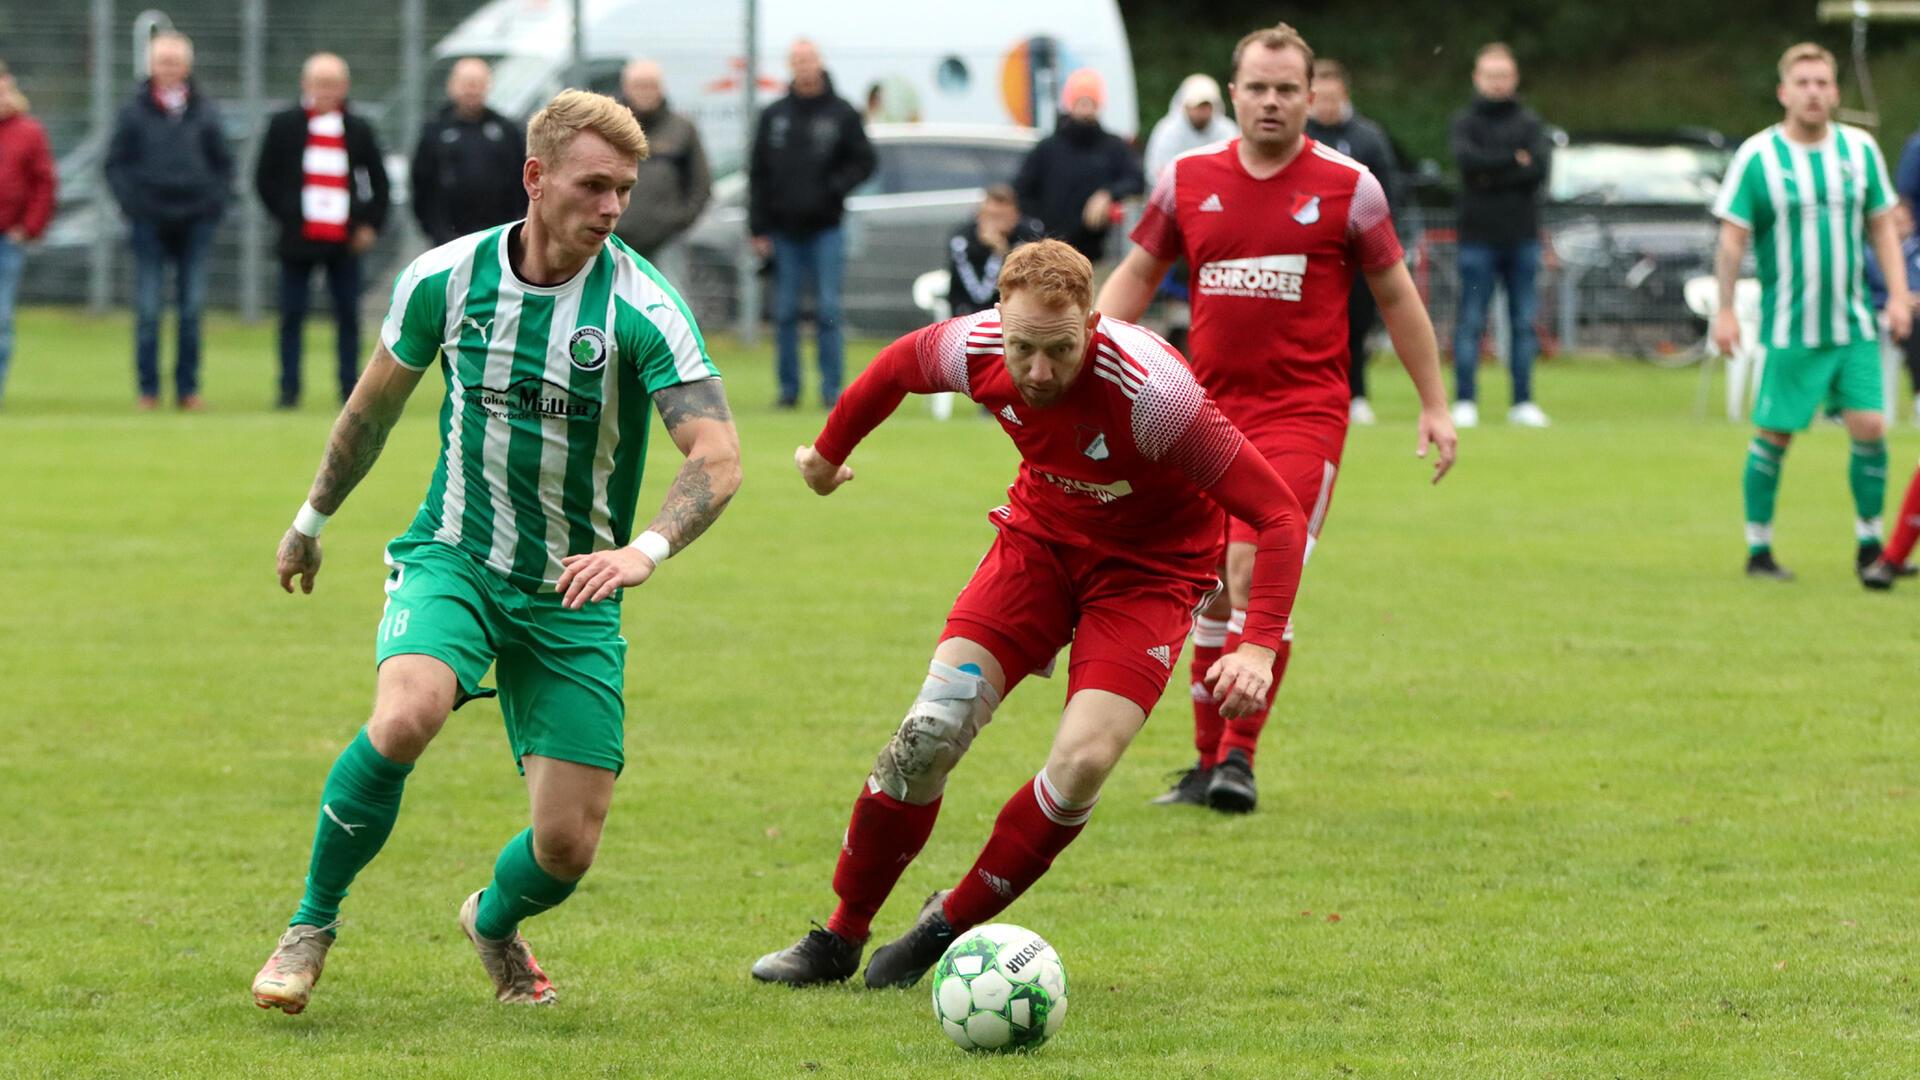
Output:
[0, 61, 57, 406]
[750, 239, 1308, 989]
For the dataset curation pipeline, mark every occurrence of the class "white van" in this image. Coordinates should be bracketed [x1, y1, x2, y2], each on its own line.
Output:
[432, 0, 1139, 173]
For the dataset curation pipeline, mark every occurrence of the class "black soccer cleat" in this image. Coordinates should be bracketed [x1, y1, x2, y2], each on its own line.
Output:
[1745, 550, 1795, 582]
[863, 890, 955, 989]
[1149, 760, 1213, 806]
[750, 924, 864, 987]
[1858, 539, 1885, 572]
[1860, 557, 1897, 591]
[1206, 749, 1258, 814]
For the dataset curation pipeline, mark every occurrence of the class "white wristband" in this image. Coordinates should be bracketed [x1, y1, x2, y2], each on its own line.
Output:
[292, 501, 331, 538]
[629, 529, 672, 567]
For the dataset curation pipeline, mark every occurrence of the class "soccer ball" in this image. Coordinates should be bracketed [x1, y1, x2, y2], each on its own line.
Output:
[929, 923, 1068, 1052]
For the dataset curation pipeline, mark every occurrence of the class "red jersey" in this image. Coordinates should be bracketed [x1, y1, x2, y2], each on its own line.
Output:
[813, 310, 1307, 650]
[1132, 136, 1403, 460]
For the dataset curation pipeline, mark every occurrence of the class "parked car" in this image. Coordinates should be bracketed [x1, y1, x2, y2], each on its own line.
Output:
[679, 122, 1040, 336]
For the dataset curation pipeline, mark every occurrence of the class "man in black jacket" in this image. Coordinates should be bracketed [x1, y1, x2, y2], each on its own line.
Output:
[104, 31, 232, 410]
[1449, 42, 1553, 429]
[409, 57, 525, 248]
[1307, 58, 1402, 426]
[1011, 68, 1143, 265]
[255, 53, 390, 408]
[613, 58, 711, 281]
[946, 184, 1042, 318]
[749, 40, 875, 407]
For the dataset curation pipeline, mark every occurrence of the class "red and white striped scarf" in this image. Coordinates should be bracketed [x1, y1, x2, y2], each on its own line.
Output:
[300, 109, 350, 243]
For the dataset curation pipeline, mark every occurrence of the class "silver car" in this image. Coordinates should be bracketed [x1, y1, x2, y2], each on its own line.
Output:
[679, 122, 1040, 337]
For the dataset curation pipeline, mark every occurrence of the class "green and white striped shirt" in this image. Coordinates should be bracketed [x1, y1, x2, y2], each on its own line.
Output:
[380, 223, 720, 592]
[1713, 123, 1895, 349]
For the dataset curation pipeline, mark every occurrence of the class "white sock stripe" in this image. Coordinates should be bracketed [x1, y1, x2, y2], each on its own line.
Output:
[1032, 770, 1096, 827]
[1191, 615, 1230, 648]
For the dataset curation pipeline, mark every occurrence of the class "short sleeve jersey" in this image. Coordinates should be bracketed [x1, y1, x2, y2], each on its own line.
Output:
[380, 224, 720, 591]
[908, 309, 1246, 557]
[1132, 137, 1403, 458]
[1713, 123, 1896, 349]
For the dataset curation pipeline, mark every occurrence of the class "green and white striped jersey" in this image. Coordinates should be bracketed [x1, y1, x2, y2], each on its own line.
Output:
[1713, 123, 1896, 349]
[379, 223, 720, 592]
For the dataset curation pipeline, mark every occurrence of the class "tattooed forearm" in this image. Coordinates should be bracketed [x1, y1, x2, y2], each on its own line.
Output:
[652, 379, 733, 430]
[308, 404, 398, 514]
[646, 455, 735, 554]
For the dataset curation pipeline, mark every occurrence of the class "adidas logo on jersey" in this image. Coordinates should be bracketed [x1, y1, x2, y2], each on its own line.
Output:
[1198, 193, 1224, 212]
[1000, 404, 1022, 426]
[1147, 644, 1172, 669]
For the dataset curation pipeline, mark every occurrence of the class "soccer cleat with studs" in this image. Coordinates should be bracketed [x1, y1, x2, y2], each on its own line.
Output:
[750, 923, 865, 986]
[1149, 760, 1213, 806]
[251, 920, 340, 1014]
[864, 890, 955, 989]
[1745, 550, 1795, 581]
[1206, 749, 1258, 814]
[458, 890, 557, 1005]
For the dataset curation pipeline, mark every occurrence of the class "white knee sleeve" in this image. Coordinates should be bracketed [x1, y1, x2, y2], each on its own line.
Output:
[869, 661, 1002, 804]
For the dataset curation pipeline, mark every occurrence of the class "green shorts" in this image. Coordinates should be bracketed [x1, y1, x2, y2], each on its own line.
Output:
[376, 538, 627, 775]
[1754, 339, 1885, 433]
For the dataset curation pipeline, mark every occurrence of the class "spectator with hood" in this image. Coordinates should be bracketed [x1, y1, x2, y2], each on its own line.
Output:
[1145, 73, 1236, 184]
[1013, 68, 1144, 264]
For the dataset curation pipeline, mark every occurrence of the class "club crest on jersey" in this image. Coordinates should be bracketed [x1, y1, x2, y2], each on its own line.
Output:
[567, 326, 609, 371]
[1291, 193, 1321, 225]
[1077, 425, 1110, 461]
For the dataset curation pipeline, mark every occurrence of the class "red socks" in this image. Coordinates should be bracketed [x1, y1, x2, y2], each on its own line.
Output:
[1217, 609, 1291, 768]
[943, 771, 1094, 933]
[1189, 614, 1230, 767]
[826, 784, 941, 942]
[1885, 462, 1920, 567]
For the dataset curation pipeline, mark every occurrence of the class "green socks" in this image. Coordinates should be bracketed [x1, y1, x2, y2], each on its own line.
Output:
[473, 828, 580, 940]
[1743, 437, 1787, 552]
[291, 729, 413, 929]
[1851, 438, 1888, 543]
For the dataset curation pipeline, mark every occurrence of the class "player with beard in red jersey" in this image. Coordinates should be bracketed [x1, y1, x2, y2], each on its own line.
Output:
[748, 239, 1308, 989]
[1099, 23, 1457, 813]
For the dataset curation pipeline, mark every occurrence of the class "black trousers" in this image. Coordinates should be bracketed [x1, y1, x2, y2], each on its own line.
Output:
[1347, 275, 1379, 399]
[277, 249, 362, 405]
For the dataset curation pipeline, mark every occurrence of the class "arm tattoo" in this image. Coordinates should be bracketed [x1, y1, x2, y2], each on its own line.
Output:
[646, 454, 733, 554]
[652, 379, 733, 430]
[308, 404, 397, 514]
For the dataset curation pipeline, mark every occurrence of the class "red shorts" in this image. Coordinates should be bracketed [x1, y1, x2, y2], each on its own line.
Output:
[942, 522, 1221, 715]
[1224, 444, 1340, 551]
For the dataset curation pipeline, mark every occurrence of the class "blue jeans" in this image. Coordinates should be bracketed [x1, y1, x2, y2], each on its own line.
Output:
[1452, 239, 1541, 405]
[0, 235, 24, 402]
[277, 250, 364, 405]
[130, 217, 218, 400]
[771, 226, 845, 404]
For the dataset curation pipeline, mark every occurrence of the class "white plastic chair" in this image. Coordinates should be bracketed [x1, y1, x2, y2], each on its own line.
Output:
[911, 270, 956, 420]
[1684, 275, 1764, 421]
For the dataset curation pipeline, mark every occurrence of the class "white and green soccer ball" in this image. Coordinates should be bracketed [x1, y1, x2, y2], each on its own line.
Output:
[929, 923, 1068, 1052]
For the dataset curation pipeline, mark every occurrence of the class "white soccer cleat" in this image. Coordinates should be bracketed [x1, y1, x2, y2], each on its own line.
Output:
[1508, 402, 1552, 428]
[1450, 400, 1479, 429]
[458, 890, 558, 1005]
[251, 921, 339, 1014]
[1349, 397, 1377, 425]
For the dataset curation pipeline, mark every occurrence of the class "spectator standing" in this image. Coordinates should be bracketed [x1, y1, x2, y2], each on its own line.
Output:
[1144, 74, 1235, 185]
[256, 53, 390, 409]
[614, 58, 712, 282]
[1448, 42, 1553, 429]
[0, 61, 56, 407]
[750, 40, 875, 408]
[409, 58, 525, 248]
[1013, 68, 1144, 264]
[1306, 58, 1403, 426]
[104, 31, 232, 411]
[945, 184, 1041, 318]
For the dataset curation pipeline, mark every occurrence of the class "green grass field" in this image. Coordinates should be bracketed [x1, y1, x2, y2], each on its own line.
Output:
[2, 307, 1917, 1078]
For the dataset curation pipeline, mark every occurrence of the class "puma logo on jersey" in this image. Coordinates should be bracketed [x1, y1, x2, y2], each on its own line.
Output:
[459, 315, 494, 344]
[999, 404, 1022, 426]
[1196, 255, 1307, 302]
[1199, 192, 1224, 212]
[1147, 644, 1172, 669]
[1292, 193, 1321, 225]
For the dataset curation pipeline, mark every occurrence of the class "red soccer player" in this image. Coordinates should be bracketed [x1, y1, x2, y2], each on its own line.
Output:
[1861, 459, 1920, 589]
[1098, 23, 1457, 813]
[749, 239, 1308, 988]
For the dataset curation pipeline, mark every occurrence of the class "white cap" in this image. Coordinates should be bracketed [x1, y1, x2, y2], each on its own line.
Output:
[1177, 73, 1224, 110]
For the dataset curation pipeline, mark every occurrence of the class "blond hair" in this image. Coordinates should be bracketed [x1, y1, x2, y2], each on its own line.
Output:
[527, 89, 649, 166]
[1778, 42, 1838, 81]
[1230, 23, 1314, 84]
[997, 239, 1093, 312]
